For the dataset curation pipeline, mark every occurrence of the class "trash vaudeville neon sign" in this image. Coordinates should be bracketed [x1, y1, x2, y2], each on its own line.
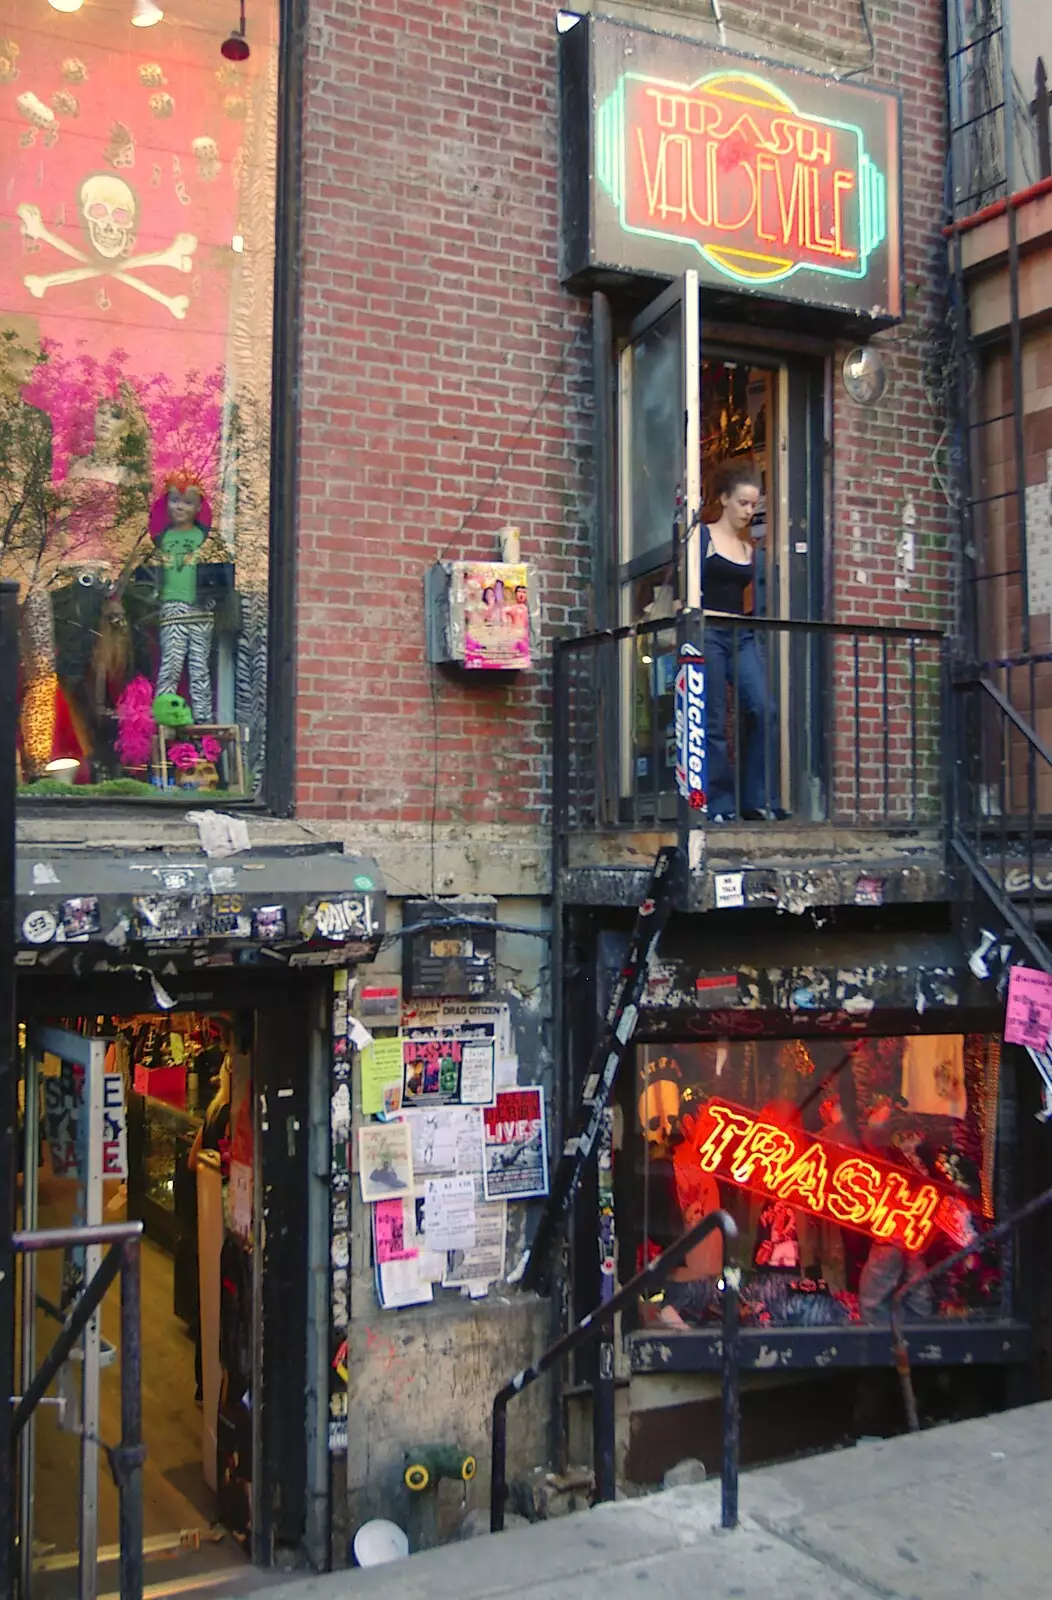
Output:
[679, 1099, 975, 1253]
[596, 68, 887, 293]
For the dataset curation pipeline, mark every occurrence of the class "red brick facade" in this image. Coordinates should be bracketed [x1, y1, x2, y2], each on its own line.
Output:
[294, 0, 953, 830]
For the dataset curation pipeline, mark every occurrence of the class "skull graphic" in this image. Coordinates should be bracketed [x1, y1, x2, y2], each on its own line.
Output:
[638, 1057, 683, 1157]
[191, 136, 220, 182]
[80, 173, 137, 260]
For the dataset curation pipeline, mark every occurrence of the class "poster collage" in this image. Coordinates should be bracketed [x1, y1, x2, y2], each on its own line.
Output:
[327, 982, 550, 1452]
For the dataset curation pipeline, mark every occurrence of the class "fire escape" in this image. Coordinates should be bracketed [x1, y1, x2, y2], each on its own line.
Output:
[946, 0, 1052, 973]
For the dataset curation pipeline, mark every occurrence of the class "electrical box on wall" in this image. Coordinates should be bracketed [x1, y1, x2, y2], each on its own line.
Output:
[426, 561, 538, 671]
[403, 897, 497, 998]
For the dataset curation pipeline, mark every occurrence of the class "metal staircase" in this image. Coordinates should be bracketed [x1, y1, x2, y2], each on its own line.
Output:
[945, 3, 1052, 973]
[951, 669, 1052, 976]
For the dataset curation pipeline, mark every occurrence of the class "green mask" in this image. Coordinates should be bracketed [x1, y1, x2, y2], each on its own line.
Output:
[152, 692, 193, 728]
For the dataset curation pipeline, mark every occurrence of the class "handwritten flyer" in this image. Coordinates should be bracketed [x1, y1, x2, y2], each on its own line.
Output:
[358, 1120, 414, 1204]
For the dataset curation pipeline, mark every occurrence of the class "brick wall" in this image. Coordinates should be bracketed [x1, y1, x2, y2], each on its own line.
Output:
[296, 0, 593, 834]
[294, 0, 953, 831]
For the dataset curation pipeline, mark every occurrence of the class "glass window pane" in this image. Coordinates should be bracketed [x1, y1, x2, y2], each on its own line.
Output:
[1, 0, 278, 797]
[625, 305, 682, 566]
[630, 1035, 1002, 1330]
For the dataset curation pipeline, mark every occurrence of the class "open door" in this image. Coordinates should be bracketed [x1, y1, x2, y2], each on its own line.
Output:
[616, 271, 701, 813]
[19, 1025, 121, 1600]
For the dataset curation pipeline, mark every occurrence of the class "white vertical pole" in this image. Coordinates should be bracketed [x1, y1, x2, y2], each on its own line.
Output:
[78, 1039, 106, 1600]
[18, 1049, 39, 1600]
[683, 270, 703, 609]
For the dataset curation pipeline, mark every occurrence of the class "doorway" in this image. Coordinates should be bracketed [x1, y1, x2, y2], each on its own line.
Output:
[614, 274, 826, 816]
[16, 1005, 261, 1598]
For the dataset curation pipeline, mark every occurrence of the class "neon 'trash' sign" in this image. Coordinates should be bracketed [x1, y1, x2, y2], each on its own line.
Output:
[597, 70, 887, 290]
[680, 1100, 973, 1253]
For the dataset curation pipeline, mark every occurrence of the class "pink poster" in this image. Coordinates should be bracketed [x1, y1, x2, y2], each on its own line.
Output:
[1004, 964, 1052, 1049]
[373, 1198, 416, 1264]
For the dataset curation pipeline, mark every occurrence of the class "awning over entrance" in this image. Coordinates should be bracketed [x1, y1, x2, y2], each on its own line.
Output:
[14, 842, 386, 973]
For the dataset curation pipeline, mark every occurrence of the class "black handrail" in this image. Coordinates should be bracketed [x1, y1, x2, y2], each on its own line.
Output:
[12, 1222, 145, 1600]
[890, 1182, 1052, 1433]
[491, 1210, 741, 1534]
[964, 674, 1052, 767]
[555, 612, 944, 653]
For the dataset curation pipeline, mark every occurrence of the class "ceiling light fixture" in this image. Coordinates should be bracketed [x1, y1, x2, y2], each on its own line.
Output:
[132, 0, 164, 25]
[48, 0, 85, 13]
[221, 0, 250, 60]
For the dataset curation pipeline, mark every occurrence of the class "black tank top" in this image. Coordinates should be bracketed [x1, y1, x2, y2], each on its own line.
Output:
[704, 538, 753, 615]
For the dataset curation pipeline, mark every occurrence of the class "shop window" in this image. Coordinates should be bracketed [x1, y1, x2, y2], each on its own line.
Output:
[626, 1035, 1004, 1330]
[0, 0, 278, 796]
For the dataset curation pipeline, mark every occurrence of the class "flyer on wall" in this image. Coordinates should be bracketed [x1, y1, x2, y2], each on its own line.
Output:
[482, 1086, 549, 1201]
[358, 1120, 414, 1204]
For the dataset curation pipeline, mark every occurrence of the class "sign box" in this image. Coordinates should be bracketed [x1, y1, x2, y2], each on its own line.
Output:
[560, 15, 903, 325]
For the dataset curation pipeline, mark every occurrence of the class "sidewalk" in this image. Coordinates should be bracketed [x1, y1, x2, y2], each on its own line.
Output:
[218, 1402, 1052, 1599]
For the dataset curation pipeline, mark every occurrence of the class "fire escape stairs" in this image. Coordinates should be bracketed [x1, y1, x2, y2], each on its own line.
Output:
[951, 674, 1052, 979]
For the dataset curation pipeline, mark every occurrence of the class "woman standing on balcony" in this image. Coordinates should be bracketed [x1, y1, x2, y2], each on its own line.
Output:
[703, 459, 785, 821]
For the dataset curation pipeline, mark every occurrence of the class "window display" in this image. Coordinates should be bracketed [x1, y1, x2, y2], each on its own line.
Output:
[627, 1035, 1003, 1331]
[0, 0, 278, 794]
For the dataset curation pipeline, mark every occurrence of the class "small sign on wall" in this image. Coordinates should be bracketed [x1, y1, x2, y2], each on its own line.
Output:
[426, 562, 539, 671]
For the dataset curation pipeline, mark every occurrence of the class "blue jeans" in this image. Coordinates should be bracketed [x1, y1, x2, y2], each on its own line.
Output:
[705, 628, 779, 816]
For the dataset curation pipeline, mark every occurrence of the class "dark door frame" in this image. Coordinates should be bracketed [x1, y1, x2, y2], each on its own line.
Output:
[14, 968, 325, 1570]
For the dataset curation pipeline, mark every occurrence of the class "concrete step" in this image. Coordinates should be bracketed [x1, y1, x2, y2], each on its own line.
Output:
[211, 1402, 1051, 1600]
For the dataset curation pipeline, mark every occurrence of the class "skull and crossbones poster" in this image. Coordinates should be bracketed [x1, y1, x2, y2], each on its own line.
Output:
[0, 1, 266, 372]
[19, 176, 197, 320]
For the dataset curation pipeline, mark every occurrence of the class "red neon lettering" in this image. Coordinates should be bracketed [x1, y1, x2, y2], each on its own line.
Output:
[695, 1102, 754, 1173]
[870, 1172, 941, 1254]
[623, 73, 866, 277]
[833, 169, 857, 259]
[681, 1100, 972, 1253]
[774, 1141, 829, 1213]
[728, 1121, 796, 1188]
[827, 1155, 883, 1226]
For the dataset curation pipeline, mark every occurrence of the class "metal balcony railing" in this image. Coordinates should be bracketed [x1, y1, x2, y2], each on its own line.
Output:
[553, 614, 947, 854]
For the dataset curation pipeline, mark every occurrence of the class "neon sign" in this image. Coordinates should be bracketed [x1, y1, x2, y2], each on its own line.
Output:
[679, 1100, 975, 1253]
[560, 18, 903, 320]
[596, 70, 886, 290]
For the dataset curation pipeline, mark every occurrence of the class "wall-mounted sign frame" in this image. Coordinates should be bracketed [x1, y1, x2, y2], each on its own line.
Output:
[560, 15, 903, 326]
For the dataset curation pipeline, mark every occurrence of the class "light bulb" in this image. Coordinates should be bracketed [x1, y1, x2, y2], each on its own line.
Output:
[132, 0, 164, 26]
[48, 0, 85, 12]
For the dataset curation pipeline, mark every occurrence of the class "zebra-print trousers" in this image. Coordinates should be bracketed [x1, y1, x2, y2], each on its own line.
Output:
[156, 600, 215, 724]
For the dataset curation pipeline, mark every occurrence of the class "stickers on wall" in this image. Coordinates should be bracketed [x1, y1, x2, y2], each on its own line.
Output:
[60, 896, 101, 939]
[714, 872, 744, 910]
[854, 874, 885, 907]
[22, 908, 58, 944]
[300, 896, 377, 943]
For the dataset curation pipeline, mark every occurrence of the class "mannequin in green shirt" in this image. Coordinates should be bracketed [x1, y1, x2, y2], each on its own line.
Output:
[149, 469, 215, 723]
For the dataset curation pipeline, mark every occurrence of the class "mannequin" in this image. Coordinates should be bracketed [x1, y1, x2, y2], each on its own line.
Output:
[150, 469, 215, 723]
[68, 396, 134, 487]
